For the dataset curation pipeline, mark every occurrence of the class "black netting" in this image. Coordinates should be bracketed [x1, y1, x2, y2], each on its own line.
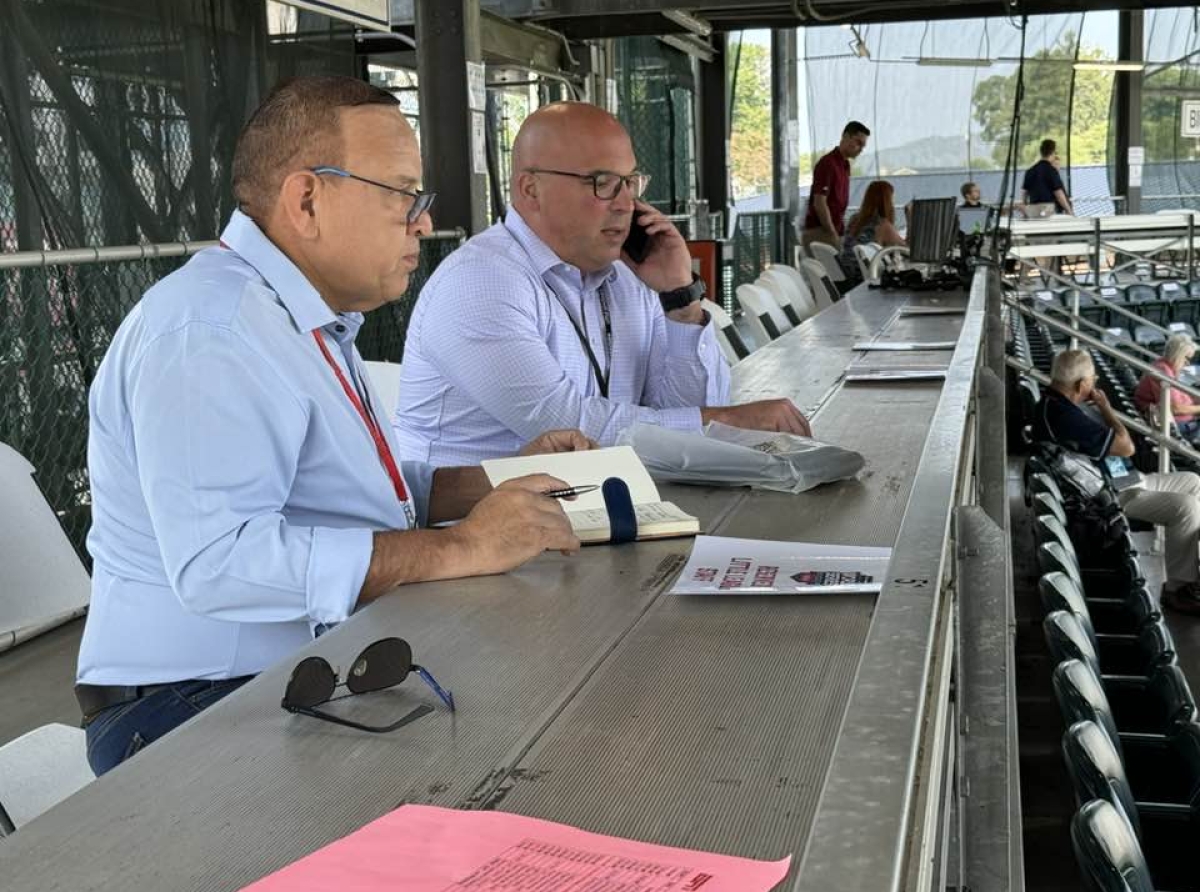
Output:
[614, 36, 697, 214]
[0, 0, 418, 561]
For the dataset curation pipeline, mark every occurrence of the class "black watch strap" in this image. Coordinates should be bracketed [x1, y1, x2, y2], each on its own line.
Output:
[658, 273, 706, 312]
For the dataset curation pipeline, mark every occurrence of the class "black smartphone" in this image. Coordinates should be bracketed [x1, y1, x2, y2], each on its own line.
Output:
[622, 217, 652, 264]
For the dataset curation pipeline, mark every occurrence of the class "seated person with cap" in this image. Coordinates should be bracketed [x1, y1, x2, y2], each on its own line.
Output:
[1033, 348, 1200, 615]
[76, 75, 592, 777]
[392, 101, 810, 467]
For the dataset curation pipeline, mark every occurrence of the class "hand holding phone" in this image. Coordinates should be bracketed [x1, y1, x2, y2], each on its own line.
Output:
[621, 216, 652, 264]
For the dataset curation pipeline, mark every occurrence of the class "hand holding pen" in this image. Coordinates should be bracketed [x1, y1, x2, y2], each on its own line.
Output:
[543, 485, 599, 500]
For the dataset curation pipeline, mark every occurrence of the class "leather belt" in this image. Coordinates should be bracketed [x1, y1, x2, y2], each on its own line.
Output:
[75, 682, 185, 725]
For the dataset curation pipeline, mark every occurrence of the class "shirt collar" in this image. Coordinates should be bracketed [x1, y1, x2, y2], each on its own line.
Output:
[219, 209, 361, 335]
[503, 206, 619, 291]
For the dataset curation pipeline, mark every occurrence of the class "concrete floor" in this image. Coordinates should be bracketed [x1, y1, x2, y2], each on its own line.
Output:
[0, 619, 84, 748]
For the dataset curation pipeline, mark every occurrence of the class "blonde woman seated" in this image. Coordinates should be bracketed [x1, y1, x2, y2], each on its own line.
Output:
[840, 180, 907, 278]
[1134, 333, 1200, 441]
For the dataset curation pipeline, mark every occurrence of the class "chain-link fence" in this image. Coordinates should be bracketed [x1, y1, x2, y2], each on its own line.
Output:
[731, 210, 794, 311]
[0, 251, 198, 564]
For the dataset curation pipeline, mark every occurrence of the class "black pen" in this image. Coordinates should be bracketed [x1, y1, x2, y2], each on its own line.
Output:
[543, 485, 600, 500]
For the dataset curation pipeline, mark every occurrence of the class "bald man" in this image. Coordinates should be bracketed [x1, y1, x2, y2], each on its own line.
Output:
[394, 101, 810, 466]
[76, 76, 588, 776]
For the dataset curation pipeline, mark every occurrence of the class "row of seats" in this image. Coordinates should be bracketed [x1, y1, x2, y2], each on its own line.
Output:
[1026, 458, 1200, 890]
[727, 261, 839, 360]
[1033, 281, 1200, 351]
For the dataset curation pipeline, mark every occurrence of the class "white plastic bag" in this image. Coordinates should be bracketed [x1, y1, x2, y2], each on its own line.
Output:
[618, 421, 865, 493]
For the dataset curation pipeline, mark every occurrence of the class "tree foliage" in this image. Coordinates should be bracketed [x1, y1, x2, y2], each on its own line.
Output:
[972, 33, 1114, 168]
[730, 41, 772, 199]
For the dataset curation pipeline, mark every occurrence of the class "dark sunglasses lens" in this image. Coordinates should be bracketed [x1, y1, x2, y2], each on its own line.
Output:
[284, 657, 337, 709]
[346, 638, 412, 695]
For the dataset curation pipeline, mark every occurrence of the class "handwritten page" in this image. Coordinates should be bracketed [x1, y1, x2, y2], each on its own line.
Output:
[241, 805, 791, 892]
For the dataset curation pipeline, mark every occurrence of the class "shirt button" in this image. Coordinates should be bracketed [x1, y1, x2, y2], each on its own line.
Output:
[335, 324, 346, 333]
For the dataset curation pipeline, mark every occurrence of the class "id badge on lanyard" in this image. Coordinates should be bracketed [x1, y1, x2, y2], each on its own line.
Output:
[313, 330, 416, 528]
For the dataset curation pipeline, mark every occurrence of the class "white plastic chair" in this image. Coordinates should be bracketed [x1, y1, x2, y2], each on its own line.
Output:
[799, 258, 838, 310]
[363, 360, 403, 417]
[853, 243, 879, 282]
[700, 299, 747, 364]
[808, 240, 847, 282]
[757, 268, 816, 325]
[0, 443, 90, 647]
[735, 283, 792, 346]
[0, 723, 94, 832]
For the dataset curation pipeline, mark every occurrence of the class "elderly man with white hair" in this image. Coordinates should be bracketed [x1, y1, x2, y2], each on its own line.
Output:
[1134, 334, 1200, 441]
[1033, 348, 1200, 615]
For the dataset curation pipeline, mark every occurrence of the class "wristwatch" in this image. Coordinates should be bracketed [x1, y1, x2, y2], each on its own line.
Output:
[658, 274, 706, 312]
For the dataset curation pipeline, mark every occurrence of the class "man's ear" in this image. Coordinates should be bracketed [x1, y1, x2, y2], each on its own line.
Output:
[515, 171, 539, 208]
[276, 171, 322, 239]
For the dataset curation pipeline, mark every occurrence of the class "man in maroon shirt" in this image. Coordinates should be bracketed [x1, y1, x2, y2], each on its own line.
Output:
[802, 121, 870, 250]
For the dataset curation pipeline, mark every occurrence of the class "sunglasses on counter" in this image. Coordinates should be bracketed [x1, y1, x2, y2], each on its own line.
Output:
[281, 637, 454, 733]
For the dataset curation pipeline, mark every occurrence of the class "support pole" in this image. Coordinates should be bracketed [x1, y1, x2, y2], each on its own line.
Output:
[770, 28, 799, 225]
[1114, 10, 1144, 215]
[415, 0, 488, 234]
[697, 32, 729, 235]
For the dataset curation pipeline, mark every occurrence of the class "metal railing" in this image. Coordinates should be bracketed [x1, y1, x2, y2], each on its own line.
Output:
[1005, 297, 1200, 470]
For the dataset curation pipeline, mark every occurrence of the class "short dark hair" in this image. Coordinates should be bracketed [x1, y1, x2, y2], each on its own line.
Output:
[843, 120, 871, 138]
[232, 75, 400, 223]
[1040, 138, 1057, 158]
[960, 181, 978, 198]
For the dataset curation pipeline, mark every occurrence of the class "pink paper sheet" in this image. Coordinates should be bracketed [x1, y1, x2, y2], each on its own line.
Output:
[242, 804, 791, 892]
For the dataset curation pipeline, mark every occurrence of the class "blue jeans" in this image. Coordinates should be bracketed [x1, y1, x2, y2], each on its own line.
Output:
[84, 677, 251, 776]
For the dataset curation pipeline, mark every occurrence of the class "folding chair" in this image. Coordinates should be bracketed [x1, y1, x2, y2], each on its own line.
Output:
[700, 299, 749, 364]
[808, 240, 847, 283]
[735, 283, 791, 345]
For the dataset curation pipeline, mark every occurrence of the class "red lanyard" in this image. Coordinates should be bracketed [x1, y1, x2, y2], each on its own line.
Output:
[311, 330, 409, 506]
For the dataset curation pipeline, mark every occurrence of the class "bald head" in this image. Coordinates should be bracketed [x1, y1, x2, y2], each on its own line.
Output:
[509, 102, 642, 273]
[510, 102, 632, 184]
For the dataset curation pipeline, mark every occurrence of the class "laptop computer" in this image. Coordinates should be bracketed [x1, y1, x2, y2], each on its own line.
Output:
[957, 206, 989, 233]
[1024, 202, 1057, 219]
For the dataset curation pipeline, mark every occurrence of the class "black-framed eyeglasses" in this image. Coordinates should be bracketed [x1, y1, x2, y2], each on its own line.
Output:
[524, 168, 651, 201]
[309, 165, 436, 225]
[281, 637, 454, 733]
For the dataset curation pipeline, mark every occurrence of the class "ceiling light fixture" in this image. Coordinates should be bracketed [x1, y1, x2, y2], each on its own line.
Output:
[912, 56, 993, 67]
[1073, 60, 1145, 72]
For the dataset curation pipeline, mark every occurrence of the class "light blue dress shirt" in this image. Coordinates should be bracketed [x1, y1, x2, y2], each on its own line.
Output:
[393, 207, 731, 466]
[78, 210, 432, 685]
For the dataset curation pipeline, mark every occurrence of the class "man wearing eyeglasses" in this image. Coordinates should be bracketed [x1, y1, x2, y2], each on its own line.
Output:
[76, 76, 589, 776]
[393, 101, 810, 466]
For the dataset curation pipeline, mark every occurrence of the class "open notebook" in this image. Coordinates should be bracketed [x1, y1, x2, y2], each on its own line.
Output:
[481, 446, 700, 544]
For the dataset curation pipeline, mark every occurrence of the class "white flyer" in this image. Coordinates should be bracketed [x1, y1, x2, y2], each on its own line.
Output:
[670, 536, 892, 595]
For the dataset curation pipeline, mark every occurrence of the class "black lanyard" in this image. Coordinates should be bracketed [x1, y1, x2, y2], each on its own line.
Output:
[550, 283, 613, 398]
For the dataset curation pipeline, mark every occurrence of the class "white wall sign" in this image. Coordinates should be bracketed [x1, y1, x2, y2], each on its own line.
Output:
[285, 0, 390, 32]
[467, 61, 487, 112]
[1128, 146, 1144, 166]
[1183, 100, 1200, 138]
[1129, 164, 1143, 189]
[472, 112, 487, 176]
